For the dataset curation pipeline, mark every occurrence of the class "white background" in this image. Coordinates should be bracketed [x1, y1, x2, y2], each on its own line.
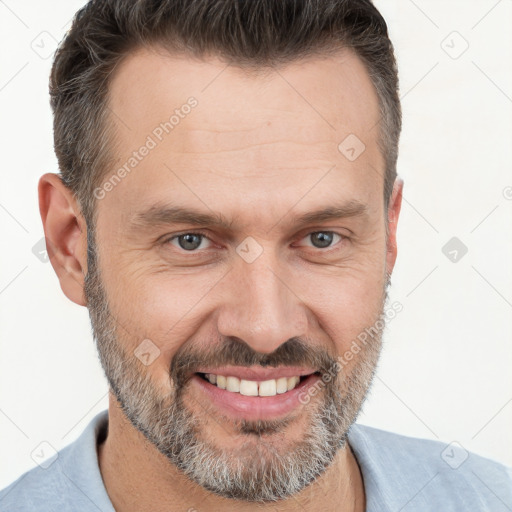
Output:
[1, 0, 511, 490]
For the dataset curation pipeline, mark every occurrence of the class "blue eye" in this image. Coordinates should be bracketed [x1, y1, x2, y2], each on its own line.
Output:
[302, 231, 343, 249]
[168, 233, 211, 251]
[307, 231, 340, 249]
[164, 230, 345, 254]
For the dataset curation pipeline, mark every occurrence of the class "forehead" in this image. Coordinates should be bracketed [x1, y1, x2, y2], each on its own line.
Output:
[101, 46, 384, 227]
[108, 45, 379, 137]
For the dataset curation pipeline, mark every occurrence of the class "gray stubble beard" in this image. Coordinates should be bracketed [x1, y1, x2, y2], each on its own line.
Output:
[84, 234, 386, 502]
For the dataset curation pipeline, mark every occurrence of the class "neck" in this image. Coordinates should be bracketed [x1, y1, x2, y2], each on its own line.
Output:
[97, 396, 366, 512]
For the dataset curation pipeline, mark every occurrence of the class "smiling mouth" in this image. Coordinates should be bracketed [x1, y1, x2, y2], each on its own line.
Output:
[196, 372, 320, 397]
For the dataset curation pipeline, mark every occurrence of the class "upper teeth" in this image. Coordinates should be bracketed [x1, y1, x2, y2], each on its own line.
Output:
[205, 374, 301, 396]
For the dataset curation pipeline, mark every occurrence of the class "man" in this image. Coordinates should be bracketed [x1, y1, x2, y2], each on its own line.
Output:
[1, 0, 510, 511]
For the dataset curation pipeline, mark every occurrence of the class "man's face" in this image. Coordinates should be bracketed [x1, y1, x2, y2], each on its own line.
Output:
[84, 47, 398, 501]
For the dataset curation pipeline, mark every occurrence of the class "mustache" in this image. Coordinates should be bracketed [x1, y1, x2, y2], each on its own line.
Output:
[170, 336, 338, 386]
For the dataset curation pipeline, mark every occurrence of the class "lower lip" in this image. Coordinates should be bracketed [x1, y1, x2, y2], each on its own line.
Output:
[191, 373, 322, 421]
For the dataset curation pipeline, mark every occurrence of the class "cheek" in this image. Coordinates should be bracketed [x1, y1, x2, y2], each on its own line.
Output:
[100, 245, 215, 326]
[304, 267, 387, 352]
[108, 271, 221, 370]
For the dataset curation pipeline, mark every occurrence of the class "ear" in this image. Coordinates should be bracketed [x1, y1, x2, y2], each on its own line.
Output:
[38, 173, 88, 306]
[385, 177, 403, 277]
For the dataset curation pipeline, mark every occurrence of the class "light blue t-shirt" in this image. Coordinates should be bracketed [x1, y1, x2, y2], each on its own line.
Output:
[1, 410, 511, 511]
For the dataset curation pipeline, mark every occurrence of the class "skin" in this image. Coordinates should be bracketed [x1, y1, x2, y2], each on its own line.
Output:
[39, 46, 403, 511]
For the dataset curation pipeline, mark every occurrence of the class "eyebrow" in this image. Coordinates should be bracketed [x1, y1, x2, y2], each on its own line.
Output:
[130, 199, 369, 232]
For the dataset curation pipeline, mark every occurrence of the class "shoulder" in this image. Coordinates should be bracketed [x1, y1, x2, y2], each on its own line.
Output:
[0, 410, 114, 512]
[348, 423, 512, 512]
[0, 458, 67, 512]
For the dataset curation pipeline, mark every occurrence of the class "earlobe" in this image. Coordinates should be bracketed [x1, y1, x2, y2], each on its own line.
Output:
[385, 177, 403, 276]
[38, 173, 88, 306]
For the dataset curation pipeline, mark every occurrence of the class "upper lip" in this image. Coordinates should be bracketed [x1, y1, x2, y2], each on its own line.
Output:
[195, 366, 317, 381]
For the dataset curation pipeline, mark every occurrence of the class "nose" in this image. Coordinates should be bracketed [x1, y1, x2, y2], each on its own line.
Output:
[216, 248, 308, 354]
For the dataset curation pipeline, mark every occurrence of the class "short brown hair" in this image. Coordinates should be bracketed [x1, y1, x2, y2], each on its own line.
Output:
[50, 0, 401, 227]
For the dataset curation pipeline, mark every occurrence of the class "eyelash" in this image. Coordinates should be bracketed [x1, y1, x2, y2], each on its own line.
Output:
[163, 230, 347, 254]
